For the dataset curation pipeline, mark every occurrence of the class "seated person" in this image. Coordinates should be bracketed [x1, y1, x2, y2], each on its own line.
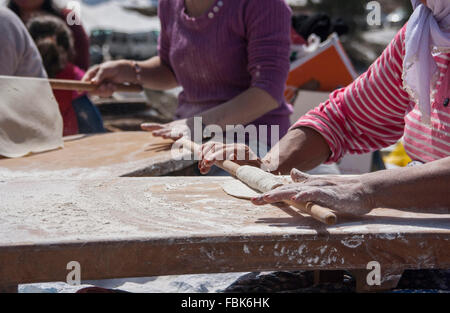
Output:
[199, 0, 450, 215]
[27, 15, 104, 136]
[0, 7, 46, 77]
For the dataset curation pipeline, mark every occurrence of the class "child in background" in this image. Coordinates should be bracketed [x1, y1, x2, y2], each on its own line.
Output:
[8, 0, 90, 71]
[27, 15, 104, 136]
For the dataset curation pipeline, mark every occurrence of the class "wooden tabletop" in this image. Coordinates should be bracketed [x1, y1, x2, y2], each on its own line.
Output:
[0, 177, 449, 289]
[0, 132, 194, 179]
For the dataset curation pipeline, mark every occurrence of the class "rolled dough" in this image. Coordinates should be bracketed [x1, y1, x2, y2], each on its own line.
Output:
[222, 180, 261, 200]
[223, 166, 290, 200]
[0, 76, 63, 158]
[236, 165, 285, 193]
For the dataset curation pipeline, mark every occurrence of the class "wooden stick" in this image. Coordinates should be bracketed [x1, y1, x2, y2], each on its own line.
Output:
[177, 138, 337, 225]
[49, 79, 143, 93]
[286, 200, 337, 225]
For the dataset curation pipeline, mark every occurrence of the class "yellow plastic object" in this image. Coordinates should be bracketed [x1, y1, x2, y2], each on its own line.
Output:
[382, 142, 412, 167]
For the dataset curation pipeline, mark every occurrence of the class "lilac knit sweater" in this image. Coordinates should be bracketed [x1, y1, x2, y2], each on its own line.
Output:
[158, 0, 293, 141]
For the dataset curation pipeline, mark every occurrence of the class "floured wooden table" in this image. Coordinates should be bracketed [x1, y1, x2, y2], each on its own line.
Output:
[0, 132, 194, 179]
[0, 177, 449, 292]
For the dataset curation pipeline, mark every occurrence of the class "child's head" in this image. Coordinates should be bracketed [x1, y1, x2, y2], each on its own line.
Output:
[8, 0, 61, 23]
[27, 15, 74, 77]
[11, 0, 46, 11]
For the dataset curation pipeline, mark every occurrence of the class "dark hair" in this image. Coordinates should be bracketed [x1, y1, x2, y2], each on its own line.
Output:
[27, 15, 74, 77]
[8, 0, 62, 19]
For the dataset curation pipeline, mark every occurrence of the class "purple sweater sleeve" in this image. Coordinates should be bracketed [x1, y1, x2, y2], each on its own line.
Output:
[244, 0, 292, 105]
[157, 0, 171, 67]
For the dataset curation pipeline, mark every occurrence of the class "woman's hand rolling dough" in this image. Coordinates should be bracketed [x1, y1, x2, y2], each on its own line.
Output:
[252, 169, 374, 216]
[198, 142, 263, 174]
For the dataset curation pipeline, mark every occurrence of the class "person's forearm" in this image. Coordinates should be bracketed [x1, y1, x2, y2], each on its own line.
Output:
[120, 57, 178, 90]
[263, 127, 331, 174]
[362, 157, 450, 210]
[138, 56, 178, 90]
[200, 87, 279, 128]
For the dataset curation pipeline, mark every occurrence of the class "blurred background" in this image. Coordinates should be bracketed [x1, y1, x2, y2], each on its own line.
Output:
[33, 0, 413, 70]
[0, 0, 414, 134]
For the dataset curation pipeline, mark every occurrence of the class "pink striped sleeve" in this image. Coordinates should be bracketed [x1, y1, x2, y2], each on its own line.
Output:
[292, 25, 411, 163]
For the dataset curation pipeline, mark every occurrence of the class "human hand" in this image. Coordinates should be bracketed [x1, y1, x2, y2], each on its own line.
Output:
[82, 60, 134, 97]
[252, 169, 373, 216]
[141, 118, 193, 140]
[198, 142, 263, 174]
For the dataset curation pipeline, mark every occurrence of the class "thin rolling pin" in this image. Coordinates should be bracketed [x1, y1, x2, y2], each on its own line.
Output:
[49, 79, 143, 93]
[177, 138, 337, 225]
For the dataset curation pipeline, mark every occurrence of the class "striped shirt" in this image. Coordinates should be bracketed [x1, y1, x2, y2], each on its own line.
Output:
[293, 25, 450, 164]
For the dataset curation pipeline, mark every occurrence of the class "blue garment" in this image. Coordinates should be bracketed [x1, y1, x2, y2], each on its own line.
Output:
[72, 95, 105, 134]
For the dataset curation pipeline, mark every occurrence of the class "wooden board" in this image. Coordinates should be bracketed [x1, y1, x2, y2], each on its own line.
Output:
[0, 132, 195, 179]
[0, 177, 449, 291]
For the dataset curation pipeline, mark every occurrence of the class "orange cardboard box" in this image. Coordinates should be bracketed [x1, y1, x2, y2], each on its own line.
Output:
[285, 33, 357, 102]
